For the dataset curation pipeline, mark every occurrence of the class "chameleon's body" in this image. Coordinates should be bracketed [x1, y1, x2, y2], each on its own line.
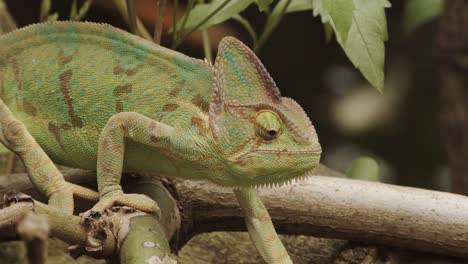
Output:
[0, 22, 214, 179]
[0, 22, 321, 263]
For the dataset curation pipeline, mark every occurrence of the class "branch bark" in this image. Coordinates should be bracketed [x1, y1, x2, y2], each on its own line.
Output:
[16, 212, 49, 264]
[176, 172, 468, 259]
[437, 0, 468, 194]
[1, 166, 468, 259]
[0, 175, 178, 262]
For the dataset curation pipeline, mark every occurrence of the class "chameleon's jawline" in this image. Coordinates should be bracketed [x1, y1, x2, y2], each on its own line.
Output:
[224, 167, 317, 190]
[233, 147, 322, 161]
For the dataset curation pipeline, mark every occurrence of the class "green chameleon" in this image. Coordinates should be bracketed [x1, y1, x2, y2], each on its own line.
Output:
[0, 22, 321, 263]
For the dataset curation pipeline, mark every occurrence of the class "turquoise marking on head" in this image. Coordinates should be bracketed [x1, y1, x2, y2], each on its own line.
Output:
[225, 50, 253, 98]
[208, 37, 322, 188]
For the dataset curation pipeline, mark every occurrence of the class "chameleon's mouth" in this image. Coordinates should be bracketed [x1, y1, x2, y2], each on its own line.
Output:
[249, 166, 317, 189]
[226, 146, 321, 189]
[233, 147, 322, 161]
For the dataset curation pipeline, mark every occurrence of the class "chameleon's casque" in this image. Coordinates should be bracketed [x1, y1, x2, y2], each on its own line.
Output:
[0, 22, 321, 188]
[0, 21, 321, 264]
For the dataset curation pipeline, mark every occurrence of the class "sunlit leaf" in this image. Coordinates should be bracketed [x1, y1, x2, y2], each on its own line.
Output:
[313, 0, 354, 43]
[402, 0, 442, 34]
[174, 0, 254, 31]
[314, 0, 391, 91]
[326, 0, 354, 43]
[47, 12, 59, 22]
[40, 0, 52, 22]
[323, 21, 333, 43]
[346, 157, 380, 182]
[286, 0, 312, 13]
[256, 0, 274, 12]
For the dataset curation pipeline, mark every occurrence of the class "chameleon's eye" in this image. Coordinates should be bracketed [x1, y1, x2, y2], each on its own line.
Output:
[255, 110, 283, 140]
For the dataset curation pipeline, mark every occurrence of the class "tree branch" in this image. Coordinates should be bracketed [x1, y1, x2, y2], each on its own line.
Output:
[174, 165, 468, 259]
[0, 175, 177, 262]
[1, 166, 468, 259]
[16, 212, 49, 264]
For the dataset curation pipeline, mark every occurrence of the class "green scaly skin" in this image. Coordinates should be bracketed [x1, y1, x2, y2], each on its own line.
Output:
[0, 22, 321, 263]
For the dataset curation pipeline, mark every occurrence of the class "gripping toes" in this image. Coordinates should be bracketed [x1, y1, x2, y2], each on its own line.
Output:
[82, 190, 159, 220]
[48, 183, 99, 214]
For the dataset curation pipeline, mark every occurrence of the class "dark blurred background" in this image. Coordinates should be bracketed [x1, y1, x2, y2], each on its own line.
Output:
[5, 0, 445, 190]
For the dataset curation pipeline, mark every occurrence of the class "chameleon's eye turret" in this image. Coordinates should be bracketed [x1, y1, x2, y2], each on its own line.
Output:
[255, 110, 283, 140]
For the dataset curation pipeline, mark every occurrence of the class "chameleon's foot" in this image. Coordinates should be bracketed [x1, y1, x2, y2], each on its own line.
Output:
[80, 191, 159, 220]
[48, 183, 99, 214]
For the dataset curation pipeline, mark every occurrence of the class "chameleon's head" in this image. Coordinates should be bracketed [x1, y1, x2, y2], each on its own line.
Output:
[209, 37, 321, 188]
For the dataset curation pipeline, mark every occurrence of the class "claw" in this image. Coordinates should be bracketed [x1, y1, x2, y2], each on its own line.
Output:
[80, 193, 160, 223]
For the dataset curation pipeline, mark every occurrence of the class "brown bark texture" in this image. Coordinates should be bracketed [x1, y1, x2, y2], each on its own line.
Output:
[2, 166, 468, 259]
[438, 0, 468, 194]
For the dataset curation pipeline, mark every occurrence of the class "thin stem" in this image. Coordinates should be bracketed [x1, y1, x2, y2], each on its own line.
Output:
[153, 0, 167, 44]
[126, 0, 137, 35]
[254, 0, 292, 53]
[172, 0, 230, 49]
[70, 0, 78, 20]
[40, 0, 51, 22]
[75, 0, 94, 21]
[17, 213, 49, 264]
[113, 0, 152, 40]
[202, 29, 212, 63]
[232, 14, 257, 46]
[178, 0, 195, 37]
[172, 0, 179, 46]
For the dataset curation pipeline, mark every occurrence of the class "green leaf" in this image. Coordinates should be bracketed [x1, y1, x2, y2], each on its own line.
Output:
[286, 0, 312, 13]
[70, 0, 78, 20]
[314, 0, 391, 91]
[312, 0, 353, 44]
[313, 0, 354, 44]
[323, 21, 333, 43]
[232, 14, 258, 43]
[174, 0, 254, 31]
[46, 12, 59, 22]
[346, 156, 380, 182]
[256, 0, 274, 12]
[324, 0, 354, 43]
[40, 0, 52, 22]
[402, 0, 442, 34]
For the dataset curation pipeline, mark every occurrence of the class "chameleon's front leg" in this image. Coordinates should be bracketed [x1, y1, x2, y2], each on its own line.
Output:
[0, 99, 98, 214]
[86, 112, 172, 215]
[234, 187, 293, 264]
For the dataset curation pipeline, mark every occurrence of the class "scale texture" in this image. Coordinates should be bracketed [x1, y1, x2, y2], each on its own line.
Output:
[0, 22, 321, 264]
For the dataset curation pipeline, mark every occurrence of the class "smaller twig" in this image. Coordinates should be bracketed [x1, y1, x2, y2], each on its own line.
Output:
[172, 0, 230, 49]
[70, 0, 78, 20]
[232, 14, 257, 46]
[126, 0, 137, 35]
[0, 201, 33, 230]
[113, 0, 152, 40]
[153, 0, 167, 44]
[5, 152, 16, 175]
[74, 0, 94, 21]
[201, 29, 212, 63]
[172, 0, 179, 46]
[39, 0, 51, 22]
[0, 0, 17, 34]
[0, 176, 179, 261]
[17, 212, 49, 264]
[177, 0, 195, 38]
[254, 0, 292, 53]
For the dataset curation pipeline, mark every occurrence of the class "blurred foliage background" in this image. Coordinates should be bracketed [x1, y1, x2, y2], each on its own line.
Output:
[23, 0, 446, 189]
[4, 0, 446, 190]
[0, 0, 451, 263]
